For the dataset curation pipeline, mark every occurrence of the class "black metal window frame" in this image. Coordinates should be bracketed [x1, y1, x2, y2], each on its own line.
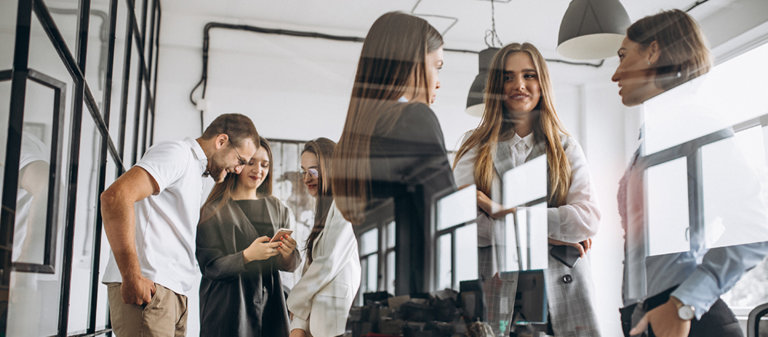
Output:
[1, 68, 67, 275]
[1, 0, 162, 336]
[433, 219, 477, 291]
[638, 114, 768, 256]
[354, 200, 395, 301]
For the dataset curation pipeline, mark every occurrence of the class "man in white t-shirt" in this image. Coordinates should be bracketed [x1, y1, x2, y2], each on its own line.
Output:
[101, 113, 259, 337]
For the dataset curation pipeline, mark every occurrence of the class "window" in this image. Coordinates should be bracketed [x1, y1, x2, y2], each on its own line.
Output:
[434, 186, 478, 290]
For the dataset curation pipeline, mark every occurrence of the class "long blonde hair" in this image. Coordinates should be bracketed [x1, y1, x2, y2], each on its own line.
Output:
[200, 137, 274, 222]
[453, 43, 571, 206]
[332, 12, 443, 224]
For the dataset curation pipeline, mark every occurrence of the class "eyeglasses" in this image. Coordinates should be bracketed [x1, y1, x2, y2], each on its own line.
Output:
[228, 138, 247, 166]
[301, 168, 319, 179]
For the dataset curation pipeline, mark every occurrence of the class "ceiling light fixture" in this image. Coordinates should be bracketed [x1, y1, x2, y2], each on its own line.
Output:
[557, 0, 631, 60]
[466, 0, 502, 117]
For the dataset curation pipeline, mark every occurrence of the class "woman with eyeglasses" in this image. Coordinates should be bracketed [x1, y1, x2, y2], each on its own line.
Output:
[287, 138, 361, 337]
[196, 137, 300, 337]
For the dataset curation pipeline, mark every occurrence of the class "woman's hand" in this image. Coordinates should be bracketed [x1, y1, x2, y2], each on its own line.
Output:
[477, 190, 516, 219]
[289, 329, 307, 337]
[548, 238, 593, 257]
[277, 233, 297, 260]
[243, 236, 280, 263]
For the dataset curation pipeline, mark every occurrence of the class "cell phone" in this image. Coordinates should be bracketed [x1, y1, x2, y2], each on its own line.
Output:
[269, 229, 293, 243]
[550, 245, 580, 268]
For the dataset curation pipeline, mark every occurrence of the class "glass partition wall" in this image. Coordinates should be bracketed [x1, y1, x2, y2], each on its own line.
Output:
[0, 0, 161, 335]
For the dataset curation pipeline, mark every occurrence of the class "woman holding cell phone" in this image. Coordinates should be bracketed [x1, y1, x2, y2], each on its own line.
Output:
[287, 138, 361, 337]
[197, 136, 300, 337]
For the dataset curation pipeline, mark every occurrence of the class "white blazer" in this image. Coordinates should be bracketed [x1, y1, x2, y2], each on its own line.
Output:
[287, 201, 361, 337]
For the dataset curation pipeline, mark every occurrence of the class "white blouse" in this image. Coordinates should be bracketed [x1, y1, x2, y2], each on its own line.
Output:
[453, 132, 600, 244]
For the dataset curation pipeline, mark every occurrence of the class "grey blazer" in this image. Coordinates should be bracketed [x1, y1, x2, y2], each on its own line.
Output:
[454, 133, 601, 337]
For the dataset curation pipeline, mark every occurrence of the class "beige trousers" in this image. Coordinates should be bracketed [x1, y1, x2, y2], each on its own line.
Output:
[107, 283, 188, 337]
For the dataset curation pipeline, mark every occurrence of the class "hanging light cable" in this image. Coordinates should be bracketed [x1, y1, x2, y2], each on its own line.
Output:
[466, 0, 501, 116]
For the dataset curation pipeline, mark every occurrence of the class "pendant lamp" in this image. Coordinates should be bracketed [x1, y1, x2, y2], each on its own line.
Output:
[557, 0, 631, 60]
[465, 47, 499, 117]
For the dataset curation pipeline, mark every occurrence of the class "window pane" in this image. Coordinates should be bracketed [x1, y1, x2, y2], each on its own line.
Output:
[503, 155, 547, 208]
[359, 228, 378, 256]
[505, 205, 548, 272]
[644, 42, 768, 155]
[122, 21, 142, 164]
[46, 0, 79, 56]
[503, 212, 519, 272]
[86, 0, 112, 110]
[95, 154, 119, 329]
[527, 203, 549, 271]
[436, 234, 451, 290]
[359, 258, 368, 294]
[0, 0, 16, 68]
[107, 0, 128, 144]
[454, 224, 477, 287]
[436, 184, 476, 230]
[386, 251, 395, 295]
[269, 141, 312, 291]
[701, 131, 768, 249]
[68, 101, 101, 333]
[366, 255, 378, 293]
[0, 80, 8, 211]
[386, 221, 395, 249]
[646, 157, 690, 256]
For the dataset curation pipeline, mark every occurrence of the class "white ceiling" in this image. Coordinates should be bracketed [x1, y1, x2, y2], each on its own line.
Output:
[160, 0, 730, 57]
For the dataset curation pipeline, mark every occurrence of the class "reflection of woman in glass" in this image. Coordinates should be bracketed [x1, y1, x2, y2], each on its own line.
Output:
[197, 137, 300, 337]
[612, 9, 768, 337]
[332, 11, 455, 295]
[287, 138, 360, 337]
[453, 42, 601, 336]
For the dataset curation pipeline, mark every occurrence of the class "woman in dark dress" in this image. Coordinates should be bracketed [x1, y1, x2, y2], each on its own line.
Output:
[331, 11, 456, 295]
[197, 137, 300, 337]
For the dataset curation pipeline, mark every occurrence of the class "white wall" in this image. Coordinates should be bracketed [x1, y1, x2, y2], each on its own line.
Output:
[154, 10, 631, 336]
[141, 2, 768, 337]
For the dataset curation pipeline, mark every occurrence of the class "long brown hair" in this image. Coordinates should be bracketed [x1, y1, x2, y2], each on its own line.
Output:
[453, 43, 572, 206]
[303, 138, 336, 264]
[627, 9, 712, 91]
[332, 11, 443, 224]
[201, 137, 274, 222]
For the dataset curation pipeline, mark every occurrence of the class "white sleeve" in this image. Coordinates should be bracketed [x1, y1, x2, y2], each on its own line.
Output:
[547, 139, 601, 242]
[135, 141, 188, 193]
[453, 132, 478, 187]
[287, 205, 359, 323]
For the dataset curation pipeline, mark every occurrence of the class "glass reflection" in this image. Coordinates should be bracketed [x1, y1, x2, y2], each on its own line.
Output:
[646, 158, 690, 256]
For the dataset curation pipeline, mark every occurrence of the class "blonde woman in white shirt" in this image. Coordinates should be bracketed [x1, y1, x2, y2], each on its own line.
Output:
[453, 42, 601, 336]
[288, 138, 361, 337]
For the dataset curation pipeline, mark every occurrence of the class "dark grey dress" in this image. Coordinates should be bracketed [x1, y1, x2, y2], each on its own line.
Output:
[196, 196, 300, 337]
[367, 102, 456, 295]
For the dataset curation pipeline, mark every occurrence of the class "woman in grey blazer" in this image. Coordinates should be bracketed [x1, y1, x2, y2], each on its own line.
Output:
[197, 137, 301, 337]
[453, 42, 601, 337]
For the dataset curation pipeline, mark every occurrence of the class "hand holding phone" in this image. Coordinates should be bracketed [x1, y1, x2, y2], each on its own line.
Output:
[270, 229, 294, 243]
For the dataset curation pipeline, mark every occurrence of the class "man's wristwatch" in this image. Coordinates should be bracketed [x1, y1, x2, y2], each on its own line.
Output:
[670, 296, 695, 321]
